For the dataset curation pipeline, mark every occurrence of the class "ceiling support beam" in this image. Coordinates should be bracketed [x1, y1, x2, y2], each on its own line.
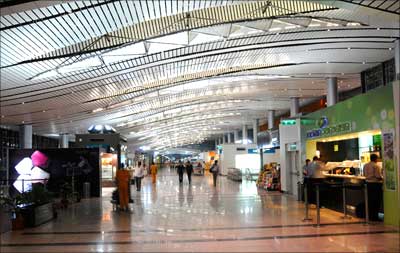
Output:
[290, 97, 300, 118]
[326, 77, 338, 106]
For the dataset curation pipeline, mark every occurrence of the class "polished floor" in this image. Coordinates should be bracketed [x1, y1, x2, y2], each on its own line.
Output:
[1, 168, 399, 252]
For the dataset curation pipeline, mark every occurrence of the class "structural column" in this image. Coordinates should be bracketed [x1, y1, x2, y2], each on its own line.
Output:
[290, 97, 300, 117]
[59, 133, 69, 148]
[326, 77, 338, 106]
[234, 130, 239, 143]
[253, 119, 259, 145]
[268, 110, 275, 130]
[395, 39, 400, 80]
[19, 125, 32, 149]
[242, 125, 248, 144]
[222, 134, 225, 144]
[227, 132, 231, 143]
[215, 139, 218, 148]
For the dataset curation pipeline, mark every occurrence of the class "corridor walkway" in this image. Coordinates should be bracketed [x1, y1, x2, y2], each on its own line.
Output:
[1, 168, 399, 252]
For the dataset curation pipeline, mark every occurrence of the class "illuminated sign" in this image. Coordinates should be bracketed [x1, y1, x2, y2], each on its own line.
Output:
[306, 122, 352, 139]
[281, 119, 296, 125]
[13, 151, 50, 193]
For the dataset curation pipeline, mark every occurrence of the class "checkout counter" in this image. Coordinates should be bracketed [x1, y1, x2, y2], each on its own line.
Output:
[306, 160, 383, 220]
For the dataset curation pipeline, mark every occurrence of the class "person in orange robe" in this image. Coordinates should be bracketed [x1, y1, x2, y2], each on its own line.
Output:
[116, 166, 131, 211]
[150, 162, 158, 184]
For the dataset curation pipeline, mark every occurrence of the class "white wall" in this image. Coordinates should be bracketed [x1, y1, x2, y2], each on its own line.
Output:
[220, 143, 257, 175]
[262, 149, 280, 165]
[279, 121, 302, 195]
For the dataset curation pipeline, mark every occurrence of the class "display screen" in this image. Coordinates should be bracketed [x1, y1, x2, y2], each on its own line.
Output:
[9, 148, 100, 197]
[317, 138, 359, 162]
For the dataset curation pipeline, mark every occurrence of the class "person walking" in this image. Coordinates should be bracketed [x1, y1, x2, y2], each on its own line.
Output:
[185, 161, 193, 184]
[150, 162, 158, 184]
[116, 166, 131, 211]
[134, 161, 145, 191]
[176, 160, 185, 184]
[210, 160, 220, 187]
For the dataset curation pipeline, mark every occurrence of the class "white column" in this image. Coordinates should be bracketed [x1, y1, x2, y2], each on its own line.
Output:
[59, 133, 69, 148]
[215, 139, 218, 148]
[19, 125, 32, 149]
[234, 130, 239, 143]
[227, 132, 231, 143]
[222, 134, 225, 144]
[327, 77, 338, 106]
[253, 119, 259, 145]
[242, 125, 248, 144]
[290, 97, 299, 117]
[395, 39, 400, 80]
[268, 110, 275, 130]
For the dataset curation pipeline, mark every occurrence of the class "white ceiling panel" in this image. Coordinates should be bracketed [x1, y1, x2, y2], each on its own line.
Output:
[1, 0, 398, 149]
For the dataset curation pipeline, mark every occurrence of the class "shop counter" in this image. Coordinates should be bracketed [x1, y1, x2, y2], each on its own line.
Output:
[305, 175, 382, 219]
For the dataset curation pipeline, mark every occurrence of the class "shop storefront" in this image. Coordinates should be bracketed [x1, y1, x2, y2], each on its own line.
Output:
[298, 82, 399, 226]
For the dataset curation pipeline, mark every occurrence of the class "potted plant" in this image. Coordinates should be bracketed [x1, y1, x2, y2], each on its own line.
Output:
[0, 194, 27, 230]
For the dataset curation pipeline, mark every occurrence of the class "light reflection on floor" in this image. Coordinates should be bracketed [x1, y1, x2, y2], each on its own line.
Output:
[1, 168, 399, 252]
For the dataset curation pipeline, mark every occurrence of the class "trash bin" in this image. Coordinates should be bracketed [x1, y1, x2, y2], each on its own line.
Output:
[83, 182, 90, 198]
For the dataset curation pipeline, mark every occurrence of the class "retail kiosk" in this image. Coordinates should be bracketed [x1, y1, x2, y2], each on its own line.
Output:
[280, 82, 400, 226]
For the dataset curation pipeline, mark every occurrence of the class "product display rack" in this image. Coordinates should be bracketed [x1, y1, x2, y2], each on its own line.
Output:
[256, 163, 280, 191]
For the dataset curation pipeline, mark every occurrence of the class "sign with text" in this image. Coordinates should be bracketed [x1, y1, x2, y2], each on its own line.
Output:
[306, 122, 352, 139]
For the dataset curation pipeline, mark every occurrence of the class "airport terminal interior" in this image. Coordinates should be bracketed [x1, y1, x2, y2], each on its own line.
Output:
[0, 0, 400, 252]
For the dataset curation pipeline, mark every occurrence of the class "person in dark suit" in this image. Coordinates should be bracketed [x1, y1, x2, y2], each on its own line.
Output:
[185, 161, 193, 184]
[176, 160, 185, 184]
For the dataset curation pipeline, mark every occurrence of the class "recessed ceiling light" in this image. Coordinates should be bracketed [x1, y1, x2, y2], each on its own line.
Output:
[362, 61, 366, 64]
[388, 48, 392, 51]
[327, 29, 330, 32]
[326, 61, 329, 64]
[376, 27, 380, 30]
[92, 108, 104, 113]
[21, 102, 25, 105]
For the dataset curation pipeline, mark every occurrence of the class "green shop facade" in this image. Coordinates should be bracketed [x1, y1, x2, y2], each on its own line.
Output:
[299, 81, 400, 226]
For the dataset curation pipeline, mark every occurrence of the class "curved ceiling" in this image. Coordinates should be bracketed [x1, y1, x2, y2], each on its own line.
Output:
[0, 0, 399, 150]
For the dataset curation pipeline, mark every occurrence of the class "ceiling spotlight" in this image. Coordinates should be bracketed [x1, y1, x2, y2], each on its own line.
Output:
[376, 27, 380, 30]
[362, 61, 366, 64]
[347, 47, 351, 50]
[388, 48, 392, 51]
